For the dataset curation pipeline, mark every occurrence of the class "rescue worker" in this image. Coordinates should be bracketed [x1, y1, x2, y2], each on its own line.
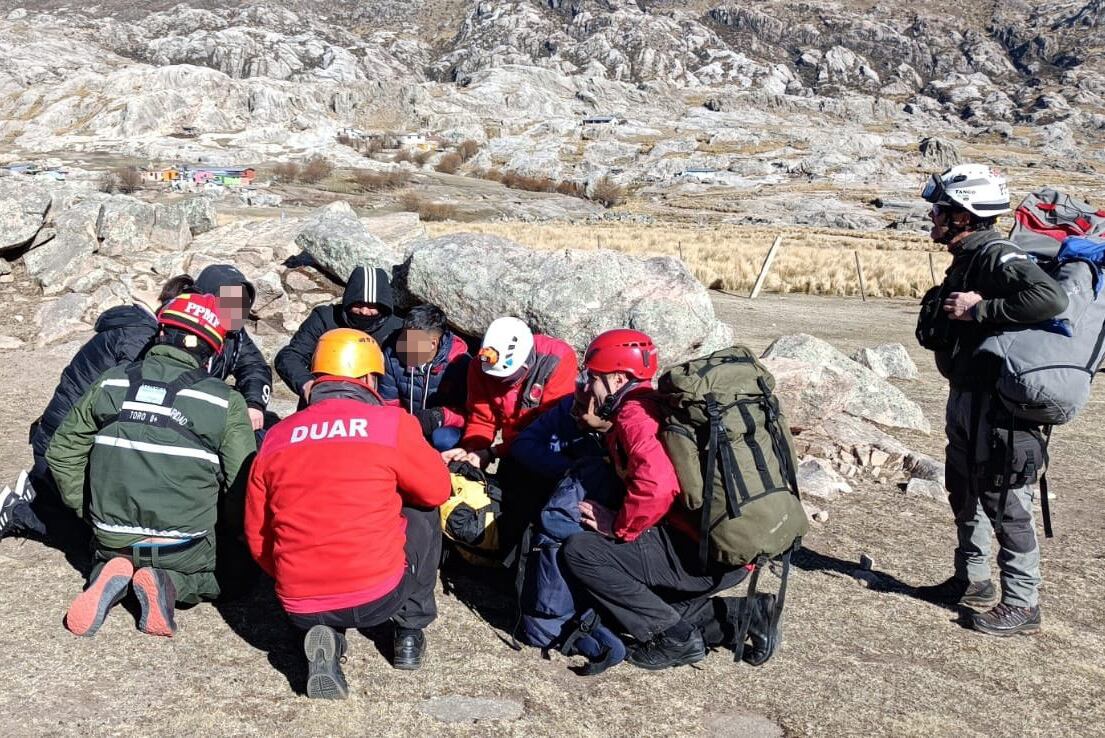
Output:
[917, 164, 1068, 636]
[47, 293, 256, 637]
[274, 266, 402, 404]
[560, 330, 777, 669]
[441, 316, 577, 551]
[245, 329, 450, 698]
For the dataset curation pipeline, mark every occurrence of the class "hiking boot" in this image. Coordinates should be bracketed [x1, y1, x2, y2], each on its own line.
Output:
[132, 567, 178, 637]
[627, 629, 706, 671]
[305, 625, 349, 699]
[742, 593, 781, 667]
[919, 576, 1000, 610]
[393, 627, 425, 671]
[65, 557, 133, 637]
[971, 603, 1041, 637]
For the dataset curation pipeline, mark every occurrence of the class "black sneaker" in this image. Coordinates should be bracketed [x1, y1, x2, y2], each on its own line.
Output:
[393, 627, 425, 671]
[627, 630, 706, 671]
[304, 625, 349, 699]
[918, 576, 999, 610]
[742, 593, 781, 667]
[971, 603, 1042, 637]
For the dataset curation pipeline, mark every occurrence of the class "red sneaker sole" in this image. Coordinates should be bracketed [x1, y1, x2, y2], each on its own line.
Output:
[65, 557, 133, 637]
[132, 568, 176, 637]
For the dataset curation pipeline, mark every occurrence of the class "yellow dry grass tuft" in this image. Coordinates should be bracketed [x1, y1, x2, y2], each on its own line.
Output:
[427, 222, 953, 298]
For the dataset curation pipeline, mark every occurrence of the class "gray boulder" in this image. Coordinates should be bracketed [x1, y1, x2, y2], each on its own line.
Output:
[850, 343, 919, 380]
[0, 258, 10, 276]
[24, 202, 102, 295]
[797, 457, 853, 500]
[96, 197, 156, 256]
[174, 196, 219, 235]
[36, 293, 92, 346]
[919, 137, 961, 168]
[761, 357, 855, 432]
[151, 203, 194, 250]
[0, 181, 51, 254]
[360, 212, 427, 251]
[296, 202, 405, 282]
[763, 334, 930, 433]
[404, 233, 734, 365]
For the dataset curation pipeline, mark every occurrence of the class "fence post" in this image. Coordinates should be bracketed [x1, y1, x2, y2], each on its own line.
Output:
[854, 250, 867, 302]
[749, 235, 783, 299]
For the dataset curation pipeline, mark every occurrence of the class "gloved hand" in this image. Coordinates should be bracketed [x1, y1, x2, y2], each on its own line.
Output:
[414, 407, 446, 436]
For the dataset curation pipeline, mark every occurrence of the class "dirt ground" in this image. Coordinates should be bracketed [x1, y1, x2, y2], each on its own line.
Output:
[2, 292, 1104, 737]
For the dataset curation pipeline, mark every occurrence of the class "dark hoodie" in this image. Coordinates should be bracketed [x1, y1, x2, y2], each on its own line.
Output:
[33, 304, 158, 458]
[275, 266, 403, 396]
[194, 264, 273, 412]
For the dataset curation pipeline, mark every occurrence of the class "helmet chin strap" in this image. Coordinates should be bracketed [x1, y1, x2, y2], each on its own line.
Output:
[596, 375, 638, 420]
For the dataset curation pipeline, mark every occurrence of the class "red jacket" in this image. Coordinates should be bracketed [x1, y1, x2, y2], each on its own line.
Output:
[244, 378, 450, 610]
[461, 334, 578, 456]
[607, 389, 684, 542]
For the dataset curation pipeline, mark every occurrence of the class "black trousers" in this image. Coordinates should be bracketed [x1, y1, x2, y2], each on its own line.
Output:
[561, 525, 748, 643]
[287, 506, 441, 632]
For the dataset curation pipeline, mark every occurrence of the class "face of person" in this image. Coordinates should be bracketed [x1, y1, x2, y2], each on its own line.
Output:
[397, 328, 441, 367]
[587, 371, 628, 408]
[349, 304, 381, 318]
[218, 285, 248, 330]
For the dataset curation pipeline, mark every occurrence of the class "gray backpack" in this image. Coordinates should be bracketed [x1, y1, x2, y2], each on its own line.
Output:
[977, 244, 1105, 426]
[1009, 187, 1105, 258]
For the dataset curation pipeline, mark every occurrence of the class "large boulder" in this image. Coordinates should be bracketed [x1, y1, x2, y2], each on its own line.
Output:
[24, 202, 102, 294]
[761, 357, 855, 432]
[296, 202, 405, 282]
[173, 196, 219, 235]
[360, 212, 427, 251]
[35, 292, 92, 346]
[0, 179, 51, 254]
[850, 343, 919, 380]
[763, 334, 930, 432]
[405, 233, 734, 365]
[150, 203, 194, 251]
[96, 197, 157, 256]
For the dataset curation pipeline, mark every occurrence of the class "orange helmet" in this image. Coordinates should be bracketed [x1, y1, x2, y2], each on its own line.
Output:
[311, 328, 385, 379]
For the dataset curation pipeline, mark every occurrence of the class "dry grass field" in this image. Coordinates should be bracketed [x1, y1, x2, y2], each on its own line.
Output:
[429, 222, 950, 298]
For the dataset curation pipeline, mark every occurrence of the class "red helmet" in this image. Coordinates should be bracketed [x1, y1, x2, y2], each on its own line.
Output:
[158, 293, 228, 353]
[583, 329, 659, 381]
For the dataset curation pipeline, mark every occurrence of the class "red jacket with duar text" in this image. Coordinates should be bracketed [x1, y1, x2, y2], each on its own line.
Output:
[244, 377, 450, 611]
[461, 334, 578, 456]
[607, 388, 687, 542]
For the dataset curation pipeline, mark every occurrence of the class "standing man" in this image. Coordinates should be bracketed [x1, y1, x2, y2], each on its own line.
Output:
[245, 329, 450, 699]
[47, 293, 256, 637]
[275, 266, 402, 404]
[917, 164, 1068, 636]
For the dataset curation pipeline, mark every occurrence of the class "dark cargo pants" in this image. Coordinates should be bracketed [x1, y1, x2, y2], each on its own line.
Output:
[945, 387, 1042, 608]
[287, 506, 442, 632]
[561, 525, 748, 643]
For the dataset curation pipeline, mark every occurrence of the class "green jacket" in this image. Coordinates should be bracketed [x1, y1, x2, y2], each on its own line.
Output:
[46, 345, 256, 550]
[936, 229, 1069, 388]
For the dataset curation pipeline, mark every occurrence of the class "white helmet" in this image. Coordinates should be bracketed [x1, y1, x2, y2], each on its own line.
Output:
[478, 317, 534, 378]
[922, 163, 1011, 218]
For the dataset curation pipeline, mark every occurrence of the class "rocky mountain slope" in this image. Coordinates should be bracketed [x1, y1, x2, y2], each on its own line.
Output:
[0, 0, 1102, 225]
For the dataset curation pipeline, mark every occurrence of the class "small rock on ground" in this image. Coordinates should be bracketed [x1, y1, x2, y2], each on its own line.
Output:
[0, 335, 24, 350]
[418, 696, 525, 724]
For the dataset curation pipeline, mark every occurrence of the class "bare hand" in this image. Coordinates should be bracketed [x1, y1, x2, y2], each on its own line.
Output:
[579, 500, 616, 537]
[943, 291, 982, 321]
[301, 379, 315, 401]
[440, 448, 470, 464]
[248, 408, 265, 431]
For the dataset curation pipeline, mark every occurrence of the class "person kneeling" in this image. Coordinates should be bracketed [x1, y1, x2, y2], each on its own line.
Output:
[46, 293, 256, 637]
[245, 328, 450, 699]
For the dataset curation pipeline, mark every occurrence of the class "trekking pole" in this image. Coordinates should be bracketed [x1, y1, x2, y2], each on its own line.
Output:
[854, 250, 867, 302]
[928, 252, 938, 286]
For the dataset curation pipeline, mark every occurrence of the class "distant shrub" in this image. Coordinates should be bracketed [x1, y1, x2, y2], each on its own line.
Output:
[591, 176, 626, 208]
[413, 149, 433, 167]
[299, 156, 334, 184]
[352, 169, 411, 191]
[272, 162, 300, 183]
[400, 193, 459, 221]
[457, 139, 480, 161]
[394, 149, 413, 164]
[99, 166, 143, 194]
[435, 152, 463, 174]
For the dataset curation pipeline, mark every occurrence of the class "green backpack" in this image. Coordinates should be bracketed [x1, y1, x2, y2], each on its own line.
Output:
[659, 346, 808, 664]
[659, 346, 808, 568]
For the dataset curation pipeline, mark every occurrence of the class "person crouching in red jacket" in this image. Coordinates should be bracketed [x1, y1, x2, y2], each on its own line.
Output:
[245, 328, 450, 699]
[442, 316, 578, 552]
[561, 330, 755, 672]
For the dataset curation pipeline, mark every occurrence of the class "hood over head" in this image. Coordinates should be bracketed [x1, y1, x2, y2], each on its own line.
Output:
[342, 266, 395, 333]
[195, 264, 256, 310]
[94, 304, 158, 334]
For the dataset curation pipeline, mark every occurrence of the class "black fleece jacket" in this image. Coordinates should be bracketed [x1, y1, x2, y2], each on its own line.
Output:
[274, 266, 403, 396]
[194, 265, 273, 411]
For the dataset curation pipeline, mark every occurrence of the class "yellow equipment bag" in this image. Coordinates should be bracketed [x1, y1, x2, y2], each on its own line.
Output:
[442, 461, 503, 565]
